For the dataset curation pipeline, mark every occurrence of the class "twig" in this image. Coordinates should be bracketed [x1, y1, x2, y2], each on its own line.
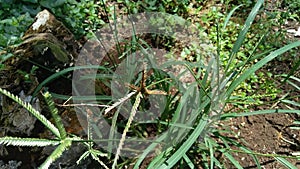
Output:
[57, 103, 110, 107]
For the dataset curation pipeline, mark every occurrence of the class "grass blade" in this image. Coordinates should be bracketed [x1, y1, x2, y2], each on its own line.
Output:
[281, 100, 300, 107]
[224, 0, 264, 73]
[133, 133, 168, 169]
[222, 4, 244, 31]
[226, 41, 300, 97]
[275, 157, 298, 169]
[221, 109, 300, 120]
[33, 65, 108, 98]
[222, 150, 243, 169]
[157, 116, 209, 169]
[183, 154, 194, 169]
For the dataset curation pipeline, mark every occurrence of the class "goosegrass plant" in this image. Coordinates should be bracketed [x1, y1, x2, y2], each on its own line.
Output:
[199, 2, 283, 109]
[1, 0, 300, 168]
[70, 0, 300, 168]
[127, 0, 300, 168]
[0, 88, 110, 168]
[0, 88, 70, 168]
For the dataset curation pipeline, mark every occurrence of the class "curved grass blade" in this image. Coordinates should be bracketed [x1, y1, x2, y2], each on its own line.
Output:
[32, 65, 108, 99]
[221, 150, 243, 169]
[204, 137, 214, 169]
[226, 41, 300, 97]
[218, 134, 261, 169]
[147, 147, 172, 169]
[275, 157, 298, 169]
[224, 0, 264, 74]
[157, 116, 209, 169]
[281, 100, 300, 107]
[133, 133, 168, 169]
[222, 4, 244, 31]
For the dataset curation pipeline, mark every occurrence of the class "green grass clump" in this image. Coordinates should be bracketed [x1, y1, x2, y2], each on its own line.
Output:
[1, 0, 300, 168]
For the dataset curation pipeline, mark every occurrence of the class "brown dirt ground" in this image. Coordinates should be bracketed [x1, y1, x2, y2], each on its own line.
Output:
[225, 112, 300, 168]
[222, 55, 300, 168]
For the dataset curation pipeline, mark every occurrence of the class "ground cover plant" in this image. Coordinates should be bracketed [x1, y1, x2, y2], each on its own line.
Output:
[0, 0, 300, 168]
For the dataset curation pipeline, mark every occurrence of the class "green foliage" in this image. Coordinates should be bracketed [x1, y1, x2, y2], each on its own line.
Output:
[50, 0, 106, 38]
[134, 1, 300, 168]
[1, 0, 300, 168]
[39, 0, 66, 8]
[198, 1, 289, 105]
[121, 0, 189, 16]
[43, 91, 67, 139]
[280, 0, 300, 21]
[0, 0, 106, 51]
[275, 157, 298, 169]
[0, 9, 34, 49]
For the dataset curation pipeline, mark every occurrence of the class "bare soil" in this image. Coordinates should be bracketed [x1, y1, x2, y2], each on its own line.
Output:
[226, 112, 300, 168]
